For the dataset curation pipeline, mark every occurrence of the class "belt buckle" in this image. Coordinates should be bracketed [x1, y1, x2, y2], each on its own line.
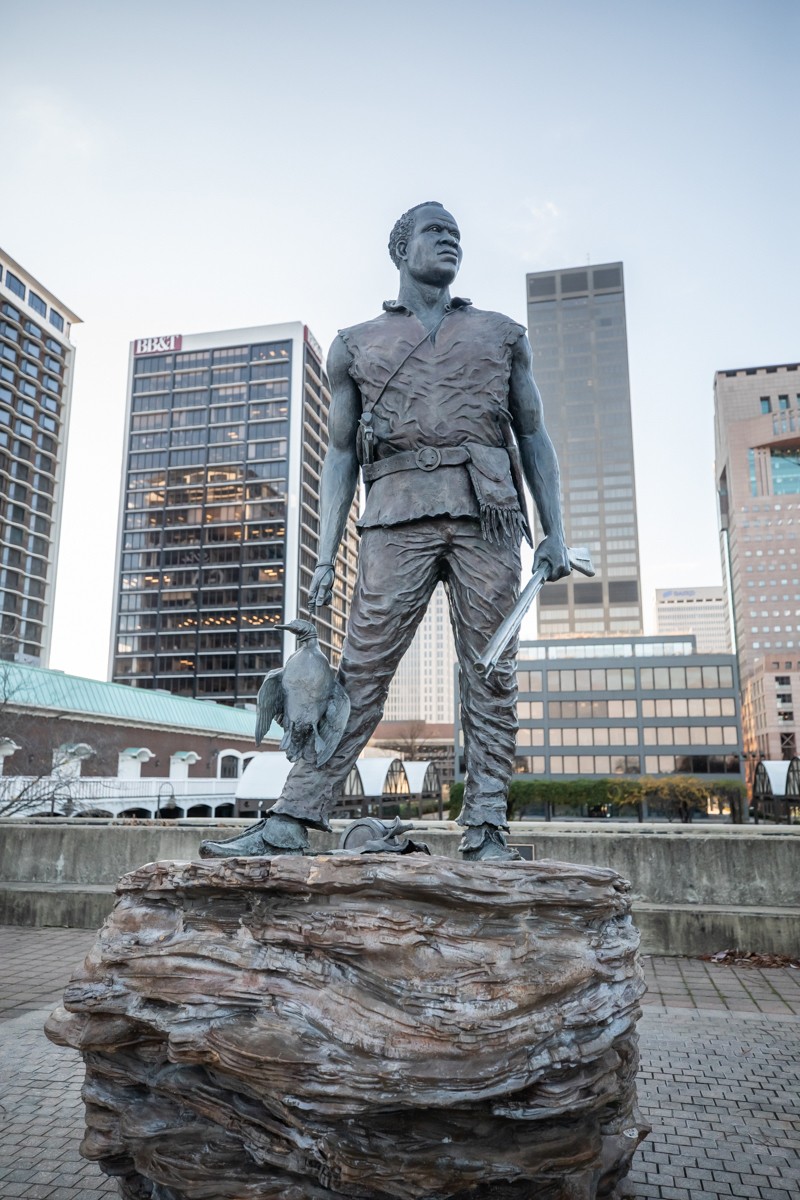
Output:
[415, 446, 441, 471]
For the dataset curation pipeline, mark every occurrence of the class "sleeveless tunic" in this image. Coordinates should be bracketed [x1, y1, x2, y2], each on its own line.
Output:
[339, 299, 526, 532]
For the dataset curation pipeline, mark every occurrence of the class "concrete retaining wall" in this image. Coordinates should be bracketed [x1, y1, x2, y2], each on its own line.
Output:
[1, 819, 797, 956]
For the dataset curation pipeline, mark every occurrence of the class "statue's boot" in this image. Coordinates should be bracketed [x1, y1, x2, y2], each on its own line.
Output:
[199, 813, 310, 858]
[459, 823, 522, 862]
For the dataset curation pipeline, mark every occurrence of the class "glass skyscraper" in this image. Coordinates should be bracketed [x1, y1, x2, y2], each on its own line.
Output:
[526, 262, 642, 636]
[110, 322, 358, 705]
[0, 249, 80, 667]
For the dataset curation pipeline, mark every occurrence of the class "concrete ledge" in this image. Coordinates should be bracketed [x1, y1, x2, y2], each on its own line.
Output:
[633, 902, 800, 957]
[0, 883, 115, 930]
[1, 820, 798, 954]
[2, 879, 798, 958]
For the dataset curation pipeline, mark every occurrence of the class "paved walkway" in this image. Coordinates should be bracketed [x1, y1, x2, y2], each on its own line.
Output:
[0, 926, 798, 1198]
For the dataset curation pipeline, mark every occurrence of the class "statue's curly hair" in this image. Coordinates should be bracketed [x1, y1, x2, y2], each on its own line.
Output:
[388, 201, 446, 268]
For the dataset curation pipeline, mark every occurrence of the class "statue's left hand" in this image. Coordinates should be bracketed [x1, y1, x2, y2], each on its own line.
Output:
[533, 534, 571, 582]
[308, 564, 335, 608]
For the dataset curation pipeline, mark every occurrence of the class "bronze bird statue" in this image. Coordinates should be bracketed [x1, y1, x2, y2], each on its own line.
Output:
[255, 619, 350, 767]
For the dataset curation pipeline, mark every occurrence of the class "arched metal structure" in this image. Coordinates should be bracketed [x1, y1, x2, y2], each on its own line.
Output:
[236, 752, 445, 822]
[753, 757, 800, 823]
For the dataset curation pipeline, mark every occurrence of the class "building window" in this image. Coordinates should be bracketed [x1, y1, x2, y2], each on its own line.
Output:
[748, 449, 758, 497]
[5, 272, 25, 300]
[49, 309, 65, 332]
[29, 291, 47, 317]
[779, 395, 790, 411]
[771, 448, 800, 495]
[760, 397, 771, 414]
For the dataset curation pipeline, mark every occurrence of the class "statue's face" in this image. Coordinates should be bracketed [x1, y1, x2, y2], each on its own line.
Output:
[400, 206, 462, 286]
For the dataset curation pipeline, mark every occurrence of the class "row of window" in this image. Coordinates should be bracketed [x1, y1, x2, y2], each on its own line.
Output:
[520, 640, 696, 661]
[0, 276, 66, 333]
[542, 698, 639, 719]
[517, 664, 736, 693]
[643, 754, 741, 775]
[0, 426, 57, 470]
[641, 696, 737, 718]
[133, 343, 291, 374]
[126, 445, 290, 470]
[0, 359, 61, 406]
[542, 667, 734, 696]
[549, 755, 641, 775]
[132, 402, 288, 430]
[520, 753, 741, 776]
[0, 309, 64, 358]
[759, 394, 800, 414]
[118, 585, 284, 611]
[124, 508, 285, 536]
[132, 376, 290, 399]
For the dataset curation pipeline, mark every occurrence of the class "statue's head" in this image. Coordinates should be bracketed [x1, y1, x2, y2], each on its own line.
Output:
[388, 202, 462, 286]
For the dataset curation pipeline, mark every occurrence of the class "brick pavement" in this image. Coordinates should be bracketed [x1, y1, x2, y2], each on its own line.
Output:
[0, 927, 798, 1198]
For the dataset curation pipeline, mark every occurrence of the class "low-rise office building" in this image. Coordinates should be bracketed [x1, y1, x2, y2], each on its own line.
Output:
[455, 635, 742, 782]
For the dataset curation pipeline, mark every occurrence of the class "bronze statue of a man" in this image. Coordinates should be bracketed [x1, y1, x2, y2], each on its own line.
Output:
[202, 202, 570, 861]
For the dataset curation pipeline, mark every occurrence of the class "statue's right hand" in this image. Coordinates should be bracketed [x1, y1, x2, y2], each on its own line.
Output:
[308, 564, 335, 608]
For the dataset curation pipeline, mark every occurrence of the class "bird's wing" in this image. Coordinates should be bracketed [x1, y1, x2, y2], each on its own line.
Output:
[255, 669, 284, 746]
[315, 680, 351, 766]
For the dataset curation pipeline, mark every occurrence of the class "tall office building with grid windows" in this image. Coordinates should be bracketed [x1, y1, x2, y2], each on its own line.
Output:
[526, 262, 642, 637]
[383, 583, 457, 725]
[0, 250, 80, 667]
[715, 361, 800, 761]
[110, 322, 359, 705]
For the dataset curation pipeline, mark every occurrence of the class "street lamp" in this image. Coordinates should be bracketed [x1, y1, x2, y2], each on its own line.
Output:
[742, 750, 765, 823]
[157, 782, 175, 819]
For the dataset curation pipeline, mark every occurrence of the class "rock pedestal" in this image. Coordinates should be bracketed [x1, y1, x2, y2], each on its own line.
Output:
[46, 854, 648, 1200]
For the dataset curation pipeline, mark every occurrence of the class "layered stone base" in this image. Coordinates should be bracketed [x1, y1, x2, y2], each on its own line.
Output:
[46, 853, 648, 1199]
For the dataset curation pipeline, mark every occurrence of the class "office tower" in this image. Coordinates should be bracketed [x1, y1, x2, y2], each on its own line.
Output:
[526, 262, 642, 636]
[0, 250, 80, 667]
[715, 361, 800, 760]
[110, 322, 359, 704]
[384, 583, 457, 724]
[655, 587, 731, 654]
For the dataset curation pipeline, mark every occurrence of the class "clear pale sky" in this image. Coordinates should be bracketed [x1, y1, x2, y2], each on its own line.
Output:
[2, 0, 798, 680]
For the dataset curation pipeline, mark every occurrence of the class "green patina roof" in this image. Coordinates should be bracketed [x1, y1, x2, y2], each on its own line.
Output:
[0, 661, 278, 741]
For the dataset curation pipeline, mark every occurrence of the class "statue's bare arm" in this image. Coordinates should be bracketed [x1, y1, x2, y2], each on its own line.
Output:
[307, 335, 362, 608]
[507, 333, 571, 580]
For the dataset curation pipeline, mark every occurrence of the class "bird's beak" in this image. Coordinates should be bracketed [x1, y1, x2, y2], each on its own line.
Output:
[275, 623, 289, 631]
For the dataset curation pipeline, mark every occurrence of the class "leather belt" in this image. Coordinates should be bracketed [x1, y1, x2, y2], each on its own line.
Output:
[362, 445, 470, 482]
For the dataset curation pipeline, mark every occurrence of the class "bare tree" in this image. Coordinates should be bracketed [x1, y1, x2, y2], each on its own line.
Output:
[372, 719, 430, 761]
[0, 647, 102, 816]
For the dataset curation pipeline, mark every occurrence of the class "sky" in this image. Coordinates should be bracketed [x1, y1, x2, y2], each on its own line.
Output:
[1, 0, 798, 681]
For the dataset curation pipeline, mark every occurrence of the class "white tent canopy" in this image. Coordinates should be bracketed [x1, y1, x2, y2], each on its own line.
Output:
[236, 753, 295, 801]
[236, 753, 438, 802]
[403, 761, 435, 793]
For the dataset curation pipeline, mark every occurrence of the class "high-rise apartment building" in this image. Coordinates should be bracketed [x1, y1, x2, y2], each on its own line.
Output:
[384, 583, 457, 724]
[655, 587, 731, 654]
[110, 322, 358, 704]
[715, 361, 800, 760]
[526, 262, 642, 637]
[0, 250, 80, 667]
